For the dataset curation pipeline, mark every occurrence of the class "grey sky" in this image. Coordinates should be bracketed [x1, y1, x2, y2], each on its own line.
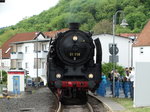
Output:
[0, 0, 59, 28]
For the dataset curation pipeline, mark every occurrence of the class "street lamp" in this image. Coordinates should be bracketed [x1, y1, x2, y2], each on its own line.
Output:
[112, 10, 128, 97]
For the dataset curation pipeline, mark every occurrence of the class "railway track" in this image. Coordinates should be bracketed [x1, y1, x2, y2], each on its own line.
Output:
[55, 93, 111, 112]
[88, 94, 108, 112]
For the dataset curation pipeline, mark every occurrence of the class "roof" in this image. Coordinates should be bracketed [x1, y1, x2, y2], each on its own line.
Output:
[0, 32, 38, 59]
[0, 29, 69, 59]
[93, 33, 131, 40]
[118, 33, 139, 38]
[133, 20, 150, 47]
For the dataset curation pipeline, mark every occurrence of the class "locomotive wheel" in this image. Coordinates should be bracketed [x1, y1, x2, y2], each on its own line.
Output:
[60, 89, 87, 105]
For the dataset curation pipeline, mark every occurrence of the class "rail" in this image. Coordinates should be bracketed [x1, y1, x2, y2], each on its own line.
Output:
[88, 93, 112, 112]
[56, 101, 62, 112]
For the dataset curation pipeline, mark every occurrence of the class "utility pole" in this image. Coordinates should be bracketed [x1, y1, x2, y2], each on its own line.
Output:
[112, 10, 128, 97]
[36, 33, 39, 87]
[0, 49, 2, 84]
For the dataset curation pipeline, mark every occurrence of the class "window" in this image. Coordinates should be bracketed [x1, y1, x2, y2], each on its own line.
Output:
[17, 62, 22, 69]
[17, 45, 22, 52]
[25, 46, 28, 53]
[25, 63, 29, 69]
[34, 43, 40, 52]
[42, 62, 45, 69]
[34, 58, 41, 69]
[140, 47, 144, 54]
[42, 44, 47, 51]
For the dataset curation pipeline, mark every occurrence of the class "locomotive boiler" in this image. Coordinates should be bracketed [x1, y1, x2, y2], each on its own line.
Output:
[47, 23, 102, 105]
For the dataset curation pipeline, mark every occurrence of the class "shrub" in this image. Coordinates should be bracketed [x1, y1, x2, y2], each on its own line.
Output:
[102, 63, 125, 77]
[0, 70, 7, 84]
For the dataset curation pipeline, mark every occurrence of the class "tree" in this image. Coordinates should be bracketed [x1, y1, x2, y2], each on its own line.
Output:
[92, 20, 113, 34]
[0, 71, 7, 84]
[102, 63, 125, 77]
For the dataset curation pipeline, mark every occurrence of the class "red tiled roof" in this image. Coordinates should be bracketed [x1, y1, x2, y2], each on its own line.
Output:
[133, 20, 150, 47]
[118, 33, 139, 38]
[0, 32, 37, 59]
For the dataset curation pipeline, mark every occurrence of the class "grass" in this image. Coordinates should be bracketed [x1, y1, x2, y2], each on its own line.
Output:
[112, 98, 150, 112]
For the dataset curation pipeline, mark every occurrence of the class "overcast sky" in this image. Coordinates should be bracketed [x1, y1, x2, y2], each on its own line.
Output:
[0, 0, 59, 28]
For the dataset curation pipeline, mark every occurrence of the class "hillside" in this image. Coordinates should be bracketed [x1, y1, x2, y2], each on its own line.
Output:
[0, 0, 150, 46]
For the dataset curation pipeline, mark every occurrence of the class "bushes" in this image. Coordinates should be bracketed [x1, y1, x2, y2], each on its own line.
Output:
[0, 71, 7, 84]
[102, 63, 125, 77]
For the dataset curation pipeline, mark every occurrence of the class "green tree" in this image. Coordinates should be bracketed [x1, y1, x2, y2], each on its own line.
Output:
[92, 20, 113, 34]
[0, 71, 7, 84]
[102, 63, 125, 77]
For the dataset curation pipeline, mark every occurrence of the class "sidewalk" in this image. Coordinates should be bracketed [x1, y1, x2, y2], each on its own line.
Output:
[105, 87, 125, 98]
[94, 87, 126, 112]
[95, 95, 125, 112]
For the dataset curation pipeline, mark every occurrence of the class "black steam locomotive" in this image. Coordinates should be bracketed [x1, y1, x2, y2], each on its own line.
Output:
[47, 23, 102, 105]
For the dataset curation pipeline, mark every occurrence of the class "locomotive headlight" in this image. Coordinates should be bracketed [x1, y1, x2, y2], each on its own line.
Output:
[56, 73, 61, 78]
[88, 73, 94, 79]
[73, 36, 78, 41]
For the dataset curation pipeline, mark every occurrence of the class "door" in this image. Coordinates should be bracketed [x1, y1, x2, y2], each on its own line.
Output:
[13, 76, 20, 94]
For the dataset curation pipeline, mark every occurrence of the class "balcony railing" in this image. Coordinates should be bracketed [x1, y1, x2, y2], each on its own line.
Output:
[10, 52, 23, 59]
[34, 51, 48, 59]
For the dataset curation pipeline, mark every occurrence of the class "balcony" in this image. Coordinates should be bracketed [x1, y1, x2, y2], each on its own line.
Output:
[11, 52, 23, 60]
[34, 51, 48, 59]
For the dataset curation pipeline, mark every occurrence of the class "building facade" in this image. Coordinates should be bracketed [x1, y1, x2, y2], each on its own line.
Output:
[10, 33, 50, 85]
[133, 20, 150, 67]
[93, 34, 133, 67]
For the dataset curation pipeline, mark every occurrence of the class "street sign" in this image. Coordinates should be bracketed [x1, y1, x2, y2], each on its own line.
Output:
[109, 55, 119, 63]
[109, 44, 119, 55]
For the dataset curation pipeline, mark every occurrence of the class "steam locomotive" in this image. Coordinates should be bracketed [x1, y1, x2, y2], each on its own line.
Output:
[47, 23, 102, 105]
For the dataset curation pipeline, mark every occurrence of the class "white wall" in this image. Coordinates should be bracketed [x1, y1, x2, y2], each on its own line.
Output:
[1, 59, 10, 71]
[13, 40, 49, 85]
[133, 46, 150, 67]
[22, 43, 35, 77]
[134, 62, 150, 107]
[93, 34, 132, 67]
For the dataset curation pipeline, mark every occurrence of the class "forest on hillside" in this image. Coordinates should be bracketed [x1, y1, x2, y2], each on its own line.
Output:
[0, 0, 150, 46]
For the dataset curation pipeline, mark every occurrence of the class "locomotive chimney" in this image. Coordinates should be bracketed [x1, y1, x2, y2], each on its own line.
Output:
[69, 23, 80, 30]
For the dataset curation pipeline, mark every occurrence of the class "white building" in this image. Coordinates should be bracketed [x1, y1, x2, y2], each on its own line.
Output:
[10, 32, 49, 85]
[133, 20, 150, 67]
[93, 34, 133, 67]
[0, 29, 67, 85]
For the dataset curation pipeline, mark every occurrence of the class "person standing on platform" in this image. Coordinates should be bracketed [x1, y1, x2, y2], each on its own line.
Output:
[123, 69, 130, 98]
[114, 70, 120, 98]
[108, 71, 113, 95]
[97, 73, 107, 97]
[129, 67, 135, 100]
